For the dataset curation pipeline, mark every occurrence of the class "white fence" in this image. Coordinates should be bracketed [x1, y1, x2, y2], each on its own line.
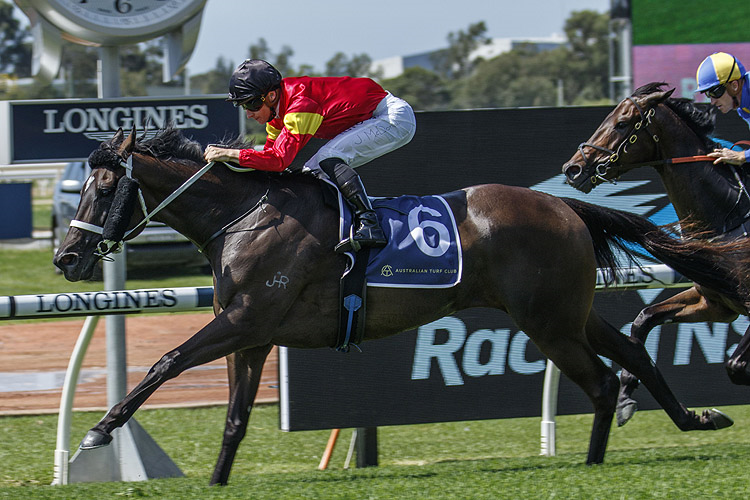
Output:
[0, 162, 66, 181]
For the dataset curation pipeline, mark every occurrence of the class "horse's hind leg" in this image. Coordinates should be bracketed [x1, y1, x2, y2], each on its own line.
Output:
[210, 345, 272, 486]
[80, 310, 258, 449]
[587, 310, 733, 432]
[534, 334, 619, 464]
[618, 287, 738, 425]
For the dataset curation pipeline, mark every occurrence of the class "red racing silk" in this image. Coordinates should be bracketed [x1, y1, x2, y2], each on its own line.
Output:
[238, 76, 387, 171]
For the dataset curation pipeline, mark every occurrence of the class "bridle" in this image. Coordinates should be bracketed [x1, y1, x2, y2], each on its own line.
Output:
[69, 152, 218, 259]
[576, 97, 716, 187]
[69, 149, 271, 258]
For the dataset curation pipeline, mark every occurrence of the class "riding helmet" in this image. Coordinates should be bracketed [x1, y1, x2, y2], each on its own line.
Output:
[696, 52, 746, 92]
[227, 59, 283, 104]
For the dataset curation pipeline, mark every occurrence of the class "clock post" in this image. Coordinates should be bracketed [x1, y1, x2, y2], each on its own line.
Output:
[13, 0, 209, 486]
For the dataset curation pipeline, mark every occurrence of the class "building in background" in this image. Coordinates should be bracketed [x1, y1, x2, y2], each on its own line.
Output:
[371, 35, 566, 79]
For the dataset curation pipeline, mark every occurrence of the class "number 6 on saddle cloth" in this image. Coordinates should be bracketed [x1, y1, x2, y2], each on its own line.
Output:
[335, 194, 463, 351]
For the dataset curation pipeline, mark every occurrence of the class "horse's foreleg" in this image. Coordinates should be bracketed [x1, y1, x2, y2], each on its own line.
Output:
[588, 310, 733, 432]
[726, 323, 750, 385]
[618, 287, 737, 425]
[210, 345, 272, 486]
[80, 311, 256, 449]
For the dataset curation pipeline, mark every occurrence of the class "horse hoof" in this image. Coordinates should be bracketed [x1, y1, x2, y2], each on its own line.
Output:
[706, 408, 734, 430]
[79, 429, 113, 450]
[616, 399, 638, 427]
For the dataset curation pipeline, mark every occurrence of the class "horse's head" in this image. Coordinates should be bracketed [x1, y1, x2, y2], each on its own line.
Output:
[53, 127, 146, 281]
[562, 83, 676, 193]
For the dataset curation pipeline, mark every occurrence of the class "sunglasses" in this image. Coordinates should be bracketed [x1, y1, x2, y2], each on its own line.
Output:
[705, 85, 727, 99]
[234, 94, 266, 111]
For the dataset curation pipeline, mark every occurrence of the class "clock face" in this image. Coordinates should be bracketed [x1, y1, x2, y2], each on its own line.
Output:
[24, 0, 207, 44]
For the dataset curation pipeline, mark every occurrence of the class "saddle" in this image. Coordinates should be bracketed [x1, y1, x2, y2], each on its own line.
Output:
[323, 181, 464, 352]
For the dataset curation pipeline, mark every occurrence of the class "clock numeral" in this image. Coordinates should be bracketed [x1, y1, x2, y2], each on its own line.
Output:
[115, 0, 133, 14]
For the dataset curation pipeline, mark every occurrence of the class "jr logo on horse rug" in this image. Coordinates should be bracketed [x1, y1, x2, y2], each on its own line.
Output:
[341, 194, 463, 288]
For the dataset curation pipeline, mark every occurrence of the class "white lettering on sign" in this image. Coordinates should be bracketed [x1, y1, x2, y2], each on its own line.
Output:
[43, 105, 210, 134]
[674, 322, 731, 365]
[411, 315, 750, 387]
[411, 316, 546, 386]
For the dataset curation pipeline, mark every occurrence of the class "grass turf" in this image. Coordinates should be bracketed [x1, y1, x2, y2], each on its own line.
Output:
[2, 403, 750, 499]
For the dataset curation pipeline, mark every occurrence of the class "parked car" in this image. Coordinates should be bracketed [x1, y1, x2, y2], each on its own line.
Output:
[52, 161, 207, 273]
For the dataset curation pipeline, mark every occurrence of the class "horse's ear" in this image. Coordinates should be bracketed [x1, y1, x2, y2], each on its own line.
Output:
[642, 88, 675, 107]
[117, 125, 137, 158]
[111, 128, 124, 145]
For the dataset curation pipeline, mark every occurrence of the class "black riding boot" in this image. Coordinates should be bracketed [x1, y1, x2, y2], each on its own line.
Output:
[319, 158, 387, 253]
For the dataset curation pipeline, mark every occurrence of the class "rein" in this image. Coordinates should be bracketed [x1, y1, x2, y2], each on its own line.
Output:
[196, 183, 270, 253]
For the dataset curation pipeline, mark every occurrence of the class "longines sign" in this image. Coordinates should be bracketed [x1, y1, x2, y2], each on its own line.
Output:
[0, 95, 240, 164]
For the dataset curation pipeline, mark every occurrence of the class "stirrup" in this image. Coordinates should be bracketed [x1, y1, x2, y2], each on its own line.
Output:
[335, 225, 361, 253]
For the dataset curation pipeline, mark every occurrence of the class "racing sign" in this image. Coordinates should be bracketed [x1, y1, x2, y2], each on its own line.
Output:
[0, 95, 241, 164]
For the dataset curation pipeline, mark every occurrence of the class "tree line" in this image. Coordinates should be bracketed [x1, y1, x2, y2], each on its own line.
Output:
[0, 1, 610, 111]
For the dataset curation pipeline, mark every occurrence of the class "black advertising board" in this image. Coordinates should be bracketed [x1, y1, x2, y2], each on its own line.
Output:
[280, 105, 750, 431]
[3, 95, 240, 163]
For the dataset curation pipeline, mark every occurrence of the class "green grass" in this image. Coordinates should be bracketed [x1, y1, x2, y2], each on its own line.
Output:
[32, 201, 51, 232]
[0, 248, 212, 296]
[2, 404, 750, 498]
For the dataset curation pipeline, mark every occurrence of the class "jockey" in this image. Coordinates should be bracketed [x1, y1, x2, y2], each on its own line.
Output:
[696, 52, 750, 165]
[204, 59, 417, 253]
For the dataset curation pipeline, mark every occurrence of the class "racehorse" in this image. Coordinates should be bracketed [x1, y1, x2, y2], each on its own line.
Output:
[562, 82, 750, 426]
[54, 126, 748, 485]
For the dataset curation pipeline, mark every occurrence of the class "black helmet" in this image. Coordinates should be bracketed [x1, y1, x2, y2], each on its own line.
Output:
[227, 59, 282, 106]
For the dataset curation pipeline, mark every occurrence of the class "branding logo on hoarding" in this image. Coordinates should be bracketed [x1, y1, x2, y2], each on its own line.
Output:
[43, 104, 210, 141]
[411, 315, 748, 387]
[34, 289, 178, 314]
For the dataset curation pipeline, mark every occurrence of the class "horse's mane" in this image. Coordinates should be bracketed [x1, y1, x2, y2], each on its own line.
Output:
[133, 125, 254, 164]
[632, 82, 719, 149]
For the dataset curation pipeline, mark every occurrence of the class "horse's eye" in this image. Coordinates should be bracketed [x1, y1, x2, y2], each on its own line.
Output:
[615, 121, 629, 131]
[98, 187, 114, 197]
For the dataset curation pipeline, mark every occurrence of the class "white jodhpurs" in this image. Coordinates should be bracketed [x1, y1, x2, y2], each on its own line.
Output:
[303, 92, 416, 173]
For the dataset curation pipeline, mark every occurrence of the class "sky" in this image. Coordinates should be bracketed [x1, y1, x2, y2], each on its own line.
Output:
[184, 0, 611, 75]
[10, 0, 611, 75]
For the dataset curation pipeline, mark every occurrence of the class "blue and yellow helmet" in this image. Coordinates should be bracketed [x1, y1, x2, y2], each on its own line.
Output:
[696, 52, 746, 92]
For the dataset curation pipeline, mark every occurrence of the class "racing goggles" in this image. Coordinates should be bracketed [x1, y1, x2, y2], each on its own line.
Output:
[233, 94, 266, 111]
[704, 85, 727, 99]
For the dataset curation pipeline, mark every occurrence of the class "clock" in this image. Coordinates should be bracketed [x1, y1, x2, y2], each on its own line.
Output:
[14, 0, 207, 79]
[16, 0, 207, 45]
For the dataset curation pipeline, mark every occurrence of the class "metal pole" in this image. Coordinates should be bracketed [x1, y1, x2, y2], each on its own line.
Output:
[355, 427, 378, 467]
[540, 359, 561, 456]
[98, 44, 128, 418]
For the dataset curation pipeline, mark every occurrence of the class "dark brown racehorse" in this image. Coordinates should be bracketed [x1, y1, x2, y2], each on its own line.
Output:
[55, 126, 747, 485]
[563, 82, 750, 426]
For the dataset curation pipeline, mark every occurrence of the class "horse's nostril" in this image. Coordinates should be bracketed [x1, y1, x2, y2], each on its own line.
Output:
[564, 164, 582, 180]
[56, 253, 78, 267]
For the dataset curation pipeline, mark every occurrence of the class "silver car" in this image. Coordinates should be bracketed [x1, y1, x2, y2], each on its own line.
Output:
[52, 161, 207, 273]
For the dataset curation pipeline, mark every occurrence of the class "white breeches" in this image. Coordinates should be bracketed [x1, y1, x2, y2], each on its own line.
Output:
[303, 92, 416, 172]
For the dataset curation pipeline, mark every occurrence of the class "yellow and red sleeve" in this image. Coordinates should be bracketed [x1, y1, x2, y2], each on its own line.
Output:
[238, 111, 324, 172]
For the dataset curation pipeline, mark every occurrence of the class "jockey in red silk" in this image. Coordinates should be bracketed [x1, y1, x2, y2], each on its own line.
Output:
[204, 59, 417, 253]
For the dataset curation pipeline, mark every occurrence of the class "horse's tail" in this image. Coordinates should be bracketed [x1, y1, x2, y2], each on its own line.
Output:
[561, 197, 750, 308]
